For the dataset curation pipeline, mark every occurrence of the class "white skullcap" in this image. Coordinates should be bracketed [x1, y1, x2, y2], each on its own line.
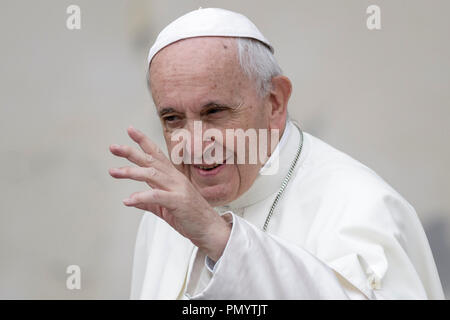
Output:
[147, 7, 274, 67]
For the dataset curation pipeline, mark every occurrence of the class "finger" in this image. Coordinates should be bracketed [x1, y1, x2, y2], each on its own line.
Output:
[109, 144, 160, 169]
[124, 192, 162, 218]
[123, 189, 177, 210]
[127, 126, 170, 163]
[109, 166, 173, 189]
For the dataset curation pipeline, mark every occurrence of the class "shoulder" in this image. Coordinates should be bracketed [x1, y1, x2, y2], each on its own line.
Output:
[298, 132, 417, 224]
[301, 132, 407, 199]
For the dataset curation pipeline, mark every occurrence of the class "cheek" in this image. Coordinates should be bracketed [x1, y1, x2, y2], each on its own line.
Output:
[163, 136, 175, 159]
[235, 164, 260, 189]
[163, 136, 188, 174]
[242, 104, 270, 130]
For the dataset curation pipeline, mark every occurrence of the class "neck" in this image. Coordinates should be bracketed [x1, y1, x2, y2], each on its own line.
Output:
[215, 118, 300, 212]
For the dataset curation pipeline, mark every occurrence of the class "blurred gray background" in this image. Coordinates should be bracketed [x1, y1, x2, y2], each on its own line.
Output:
[0, 0, 449, 299]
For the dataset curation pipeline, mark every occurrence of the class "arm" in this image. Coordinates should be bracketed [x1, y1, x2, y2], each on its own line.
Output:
[189, 212, 351, 299]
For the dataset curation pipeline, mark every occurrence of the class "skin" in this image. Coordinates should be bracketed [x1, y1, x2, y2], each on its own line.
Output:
[109, 37, 292, 261]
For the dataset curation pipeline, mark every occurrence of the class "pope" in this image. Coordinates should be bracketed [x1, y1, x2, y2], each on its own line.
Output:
[109, 8, 444, 299]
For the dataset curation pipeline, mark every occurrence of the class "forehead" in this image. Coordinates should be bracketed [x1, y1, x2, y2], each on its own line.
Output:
[150, 36, 238, 75]
[149, 37, 249, 108]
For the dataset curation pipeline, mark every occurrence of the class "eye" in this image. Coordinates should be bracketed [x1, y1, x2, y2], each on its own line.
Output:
[205, 107, 226, 116]
[163, 115, 180, 122]
[207, 108, 221, 115]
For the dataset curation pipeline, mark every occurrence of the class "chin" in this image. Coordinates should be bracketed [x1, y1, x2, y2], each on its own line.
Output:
[197, 183, 236, 207]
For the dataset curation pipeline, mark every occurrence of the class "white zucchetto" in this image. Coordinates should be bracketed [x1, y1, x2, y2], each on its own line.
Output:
[147, 7, 274, 66]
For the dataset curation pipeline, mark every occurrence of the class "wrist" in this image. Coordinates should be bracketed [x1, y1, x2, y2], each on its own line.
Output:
[201, 216, 232, 262]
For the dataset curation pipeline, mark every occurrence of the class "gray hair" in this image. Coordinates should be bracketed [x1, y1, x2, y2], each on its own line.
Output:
[236, 37, 283, 97]
[147, 37, 283, 98]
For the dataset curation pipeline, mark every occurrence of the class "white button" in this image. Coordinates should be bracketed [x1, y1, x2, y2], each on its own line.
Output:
[367, 274, 381, 290]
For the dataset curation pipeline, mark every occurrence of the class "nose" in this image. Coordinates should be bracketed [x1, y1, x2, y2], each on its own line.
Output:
[182, 120, 205, 164]
[180, 120, 225, 165]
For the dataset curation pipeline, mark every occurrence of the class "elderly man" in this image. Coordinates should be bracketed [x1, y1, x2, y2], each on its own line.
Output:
[109, 8, 444, 299]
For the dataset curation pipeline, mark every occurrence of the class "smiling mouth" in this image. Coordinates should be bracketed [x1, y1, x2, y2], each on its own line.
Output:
[193, 163, 223, 171]
[193, 153, 233, 170]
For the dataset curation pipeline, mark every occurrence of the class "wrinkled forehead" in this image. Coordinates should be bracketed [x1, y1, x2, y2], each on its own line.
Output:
[151, 36, 238, 69]
[150, 38, 244, 85]
[148, 37, 249, 107]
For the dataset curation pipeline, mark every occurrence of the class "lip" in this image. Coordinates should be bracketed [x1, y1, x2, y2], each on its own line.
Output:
[193, 162, 226, 177]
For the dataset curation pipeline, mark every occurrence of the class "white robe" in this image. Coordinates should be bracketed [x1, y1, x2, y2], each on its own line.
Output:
[130, 120, 444, 299]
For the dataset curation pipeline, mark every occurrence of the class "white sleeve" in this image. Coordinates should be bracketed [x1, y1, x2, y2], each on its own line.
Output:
[130, 212, 156, 299]
[191, 212, 351, 299]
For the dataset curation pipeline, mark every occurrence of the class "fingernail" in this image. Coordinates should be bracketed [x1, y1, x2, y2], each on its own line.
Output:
[123, 198, 132, 205]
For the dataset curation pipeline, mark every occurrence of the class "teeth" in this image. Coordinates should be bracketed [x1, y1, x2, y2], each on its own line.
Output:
[197, 164, 221, 170]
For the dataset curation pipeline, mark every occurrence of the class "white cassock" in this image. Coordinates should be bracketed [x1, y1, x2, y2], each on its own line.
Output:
[129, 119, 444, 299]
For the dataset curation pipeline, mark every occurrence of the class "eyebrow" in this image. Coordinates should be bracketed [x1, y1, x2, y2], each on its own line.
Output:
[199, 101, 232, 115]
[158, 101, 240, 117]
[158, 107, 177, 117]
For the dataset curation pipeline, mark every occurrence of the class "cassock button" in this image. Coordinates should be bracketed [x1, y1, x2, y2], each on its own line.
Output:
[368, 274, 381, 290]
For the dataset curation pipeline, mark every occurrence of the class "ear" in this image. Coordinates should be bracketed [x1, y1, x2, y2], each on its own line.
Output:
[267, 75, 292, 131]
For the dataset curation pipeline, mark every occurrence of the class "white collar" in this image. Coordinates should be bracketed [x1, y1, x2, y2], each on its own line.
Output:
[258, 119, 291, 174]
[215, 119, 307, 212]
